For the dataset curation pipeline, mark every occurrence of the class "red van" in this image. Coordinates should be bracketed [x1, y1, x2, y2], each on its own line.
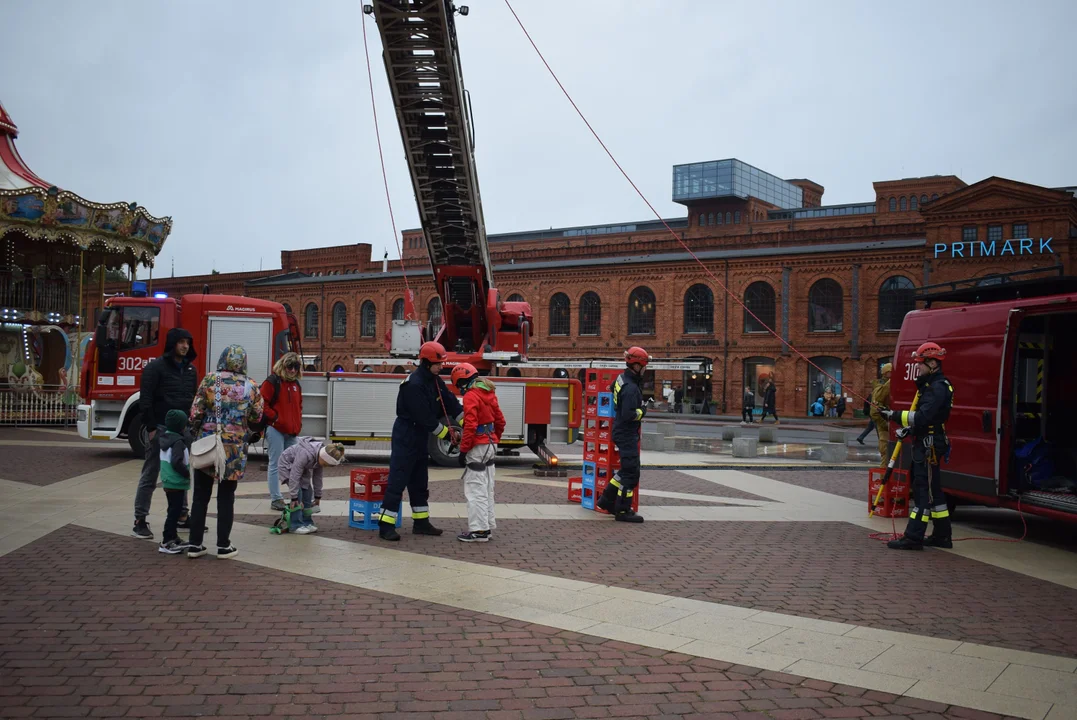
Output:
[891, 274, 1077, 523]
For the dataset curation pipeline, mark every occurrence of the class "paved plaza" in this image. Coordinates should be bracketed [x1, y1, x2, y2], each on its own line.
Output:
[2, 427, 1077, 719]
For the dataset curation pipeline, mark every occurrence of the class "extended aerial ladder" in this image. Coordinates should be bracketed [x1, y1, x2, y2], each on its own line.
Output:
[364, 0, 532, 368]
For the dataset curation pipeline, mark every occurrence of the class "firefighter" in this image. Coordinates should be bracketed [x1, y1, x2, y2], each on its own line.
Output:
[882, 342, 955, 551]
[378, 341, 463, 541]
[868, 363, 893, 467]
[597, 346, 650, 523]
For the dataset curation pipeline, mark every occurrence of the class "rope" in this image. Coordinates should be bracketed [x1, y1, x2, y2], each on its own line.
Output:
[361, 10, 415, 320]
[502, 0, 877, 410]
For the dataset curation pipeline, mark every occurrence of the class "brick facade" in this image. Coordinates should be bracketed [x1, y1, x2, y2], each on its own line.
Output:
[86, 174, 1077, 416]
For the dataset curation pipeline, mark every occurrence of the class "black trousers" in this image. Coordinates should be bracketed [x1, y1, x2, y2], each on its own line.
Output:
[162, 489, 185, 544]
[760, 407, 779, 422]
[188, 469, 238, 549]
[903, 442, 951, 542]
[380, 419, 431, 523]
[742, 407, 754, 423]
[857, 418, 875, 441]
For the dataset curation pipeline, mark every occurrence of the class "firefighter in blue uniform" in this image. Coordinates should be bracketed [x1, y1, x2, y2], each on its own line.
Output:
[883, 342, 955, 550]
[597, 346, 650, 523]
[378, 341, 463, 541]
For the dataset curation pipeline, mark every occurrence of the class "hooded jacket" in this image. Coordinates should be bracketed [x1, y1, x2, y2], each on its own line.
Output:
[279, 436, 328, 498]
[158, 429, 192, 490]
[139, 327, 198, 429]
[189, 345, 264, 482]
[460, 379, 506, 453]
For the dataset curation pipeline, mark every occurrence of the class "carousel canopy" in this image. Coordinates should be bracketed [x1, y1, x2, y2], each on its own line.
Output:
[0, 100, 172, 269]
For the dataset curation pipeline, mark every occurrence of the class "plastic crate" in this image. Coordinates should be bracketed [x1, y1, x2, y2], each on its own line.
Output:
[348, 498, 402, 530]
[868, 468, 910, 518]
[585, 369, 618, 393]
[596, 392, 614, 418]
[567, 476, 582, 503]
[350, 468, 390, 501]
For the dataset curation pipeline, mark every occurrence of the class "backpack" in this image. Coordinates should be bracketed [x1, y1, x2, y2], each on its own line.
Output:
[265, 374, 283, 407]
[1015, 437, 1054, 490]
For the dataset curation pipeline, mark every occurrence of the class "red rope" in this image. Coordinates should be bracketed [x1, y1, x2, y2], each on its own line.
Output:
[361, 11, 415, 320]
[502, 0, 877, 410]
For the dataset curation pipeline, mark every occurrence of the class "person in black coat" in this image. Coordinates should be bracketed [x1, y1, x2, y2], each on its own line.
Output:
[132, 327, 198, 540]
[597, 346, 650, 523]
[760, 378, 780, 425]
[378, 342, 463, 541]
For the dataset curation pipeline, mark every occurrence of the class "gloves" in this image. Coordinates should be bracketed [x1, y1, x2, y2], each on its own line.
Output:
[640, 406, 647, 419]
[457, 451, 467, 468]
[895, 426, 911, 439]
[879, 409, 895, 422]
[448, 426, 462, 447]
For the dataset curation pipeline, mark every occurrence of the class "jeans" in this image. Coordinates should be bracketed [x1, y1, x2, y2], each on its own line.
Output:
[266, 426, 298, 501]
[289, 486, 315, 531]
[134, 424, 188, 522]
[188, 469, 237, 549]
[162, 489, 185, 543]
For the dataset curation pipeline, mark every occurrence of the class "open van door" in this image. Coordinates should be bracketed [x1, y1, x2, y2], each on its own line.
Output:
[995, 308, 1024, 495]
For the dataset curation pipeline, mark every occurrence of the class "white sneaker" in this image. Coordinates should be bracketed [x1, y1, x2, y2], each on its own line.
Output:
[295, 525, 318, 535]
[311, 504, 322, 515]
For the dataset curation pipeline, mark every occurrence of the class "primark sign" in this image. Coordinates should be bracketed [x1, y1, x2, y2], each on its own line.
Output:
[933, 237, 1054, 259]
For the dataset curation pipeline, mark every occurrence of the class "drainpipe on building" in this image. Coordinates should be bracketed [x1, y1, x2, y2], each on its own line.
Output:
[722, 258, 729, 414]
[320, 282, 326, 372]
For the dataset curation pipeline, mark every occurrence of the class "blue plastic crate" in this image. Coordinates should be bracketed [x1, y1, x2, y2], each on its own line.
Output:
[582, 461, 596, 483]
[348, 498, 402, 530]
[581, 483, 596, 510]
[596, 392, 614, 418]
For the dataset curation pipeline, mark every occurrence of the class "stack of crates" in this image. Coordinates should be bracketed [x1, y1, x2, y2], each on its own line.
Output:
[579, 369, 639, 514]
[868, 467, 911, 518]
[348, 468, 402, 530]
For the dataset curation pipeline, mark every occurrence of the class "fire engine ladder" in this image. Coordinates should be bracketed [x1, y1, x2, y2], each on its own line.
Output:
[365, 1, 493, 315]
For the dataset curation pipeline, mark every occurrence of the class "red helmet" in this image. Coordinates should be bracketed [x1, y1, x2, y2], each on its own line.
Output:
[624, 346, 651, 367]
[418, 341, 448, 364]
[912, 342, 947, 361]
[450, 362, 479, 389]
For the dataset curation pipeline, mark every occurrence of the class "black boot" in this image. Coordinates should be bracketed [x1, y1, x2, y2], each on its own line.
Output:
[596, 484, 617, 513]
[925, 535, 953, 548]
[412, 518, 443, 536]
[925, 516, 952, 548]
[379, 522, 401, 541]
[887, 535, 924, 551]
[613, 494, 644, 523]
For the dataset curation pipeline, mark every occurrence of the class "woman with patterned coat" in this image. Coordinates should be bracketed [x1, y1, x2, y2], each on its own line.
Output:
[186, 345, 265, 559]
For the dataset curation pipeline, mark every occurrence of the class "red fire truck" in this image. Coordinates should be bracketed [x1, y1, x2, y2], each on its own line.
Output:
[890, 272, 1077, 523]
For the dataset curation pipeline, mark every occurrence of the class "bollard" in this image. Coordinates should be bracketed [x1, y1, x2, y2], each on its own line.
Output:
[721, 428, 737, 441]
[641, 432, 663, 451]
[657, 421, 676, 438]
[828, 430, 846, 444]
[818, 441, 848, 463]
[758, 427, 776, 443]
[732, 437, 758, 458]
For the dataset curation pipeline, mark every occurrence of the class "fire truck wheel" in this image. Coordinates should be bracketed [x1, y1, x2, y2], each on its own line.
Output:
[428, 425, 461, 468]
[127, 411, 149, 458]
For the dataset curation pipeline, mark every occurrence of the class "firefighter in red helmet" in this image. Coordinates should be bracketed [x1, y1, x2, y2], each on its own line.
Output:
[597, 346, 650, 522]
[377, 341, 463, 541]
[882, 342, 955, 550]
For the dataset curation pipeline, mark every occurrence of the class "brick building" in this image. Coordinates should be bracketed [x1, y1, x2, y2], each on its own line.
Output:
[85, 160, 1077, 416]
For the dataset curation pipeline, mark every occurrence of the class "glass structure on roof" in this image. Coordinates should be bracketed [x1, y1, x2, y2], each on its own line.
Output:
[672, 159, 803, 208]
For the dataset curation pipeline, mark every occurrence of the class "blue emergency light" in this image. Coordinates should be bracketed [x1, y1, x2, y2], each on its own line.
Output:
[131, 280, 148, 297]
[153, 292, 168, 299]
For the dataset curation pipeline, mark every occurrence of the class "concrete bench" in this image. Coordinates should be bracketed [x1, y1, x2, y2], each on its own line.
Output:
[758, 427, 776, 443]
[828, 430, 846, 444]
[641, 432, 663, 451]
[817, 441, 848, 463]
[721, 428, 737, 441]
[732, 437, 758, 458]
[657, 421, 676, 438]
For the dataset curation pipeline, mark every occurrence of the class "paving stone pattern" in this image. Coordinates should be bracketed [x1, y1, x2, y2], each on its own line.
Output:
[251, 515, 1077, 660]
[742, 469, 867, 502]
[0, 525, 1021, 720]
[320, 481, 715, 506]
[0, 445, 134, 486]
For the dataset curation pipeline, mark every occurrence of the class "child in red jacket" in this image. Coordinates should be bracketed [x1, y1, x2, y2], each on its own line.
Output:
[450, 363, 505, 542]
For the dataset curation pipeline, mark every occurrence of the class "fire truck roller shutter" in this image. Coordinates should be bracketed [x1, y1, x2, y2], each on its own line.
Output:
[206, 317, 274, 384]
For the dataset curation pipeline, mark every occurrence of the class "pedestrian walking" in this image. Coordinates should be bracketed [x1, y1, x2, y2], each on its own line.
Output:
[864, 363, 893, 463]
[186, 345, 265, 559]
[157, 409, 193, 555]
[760, 378, 780, 424]
[279, 437, 345, 534]
[261, 352, 304, 511]
[741, 386, 755, 423]
[597, 346, 649, 523]
[883, 344, 954, 551]
[377, 341, 463, 541]
[132, 328, 198, 540]
[450, 363, 506, 542]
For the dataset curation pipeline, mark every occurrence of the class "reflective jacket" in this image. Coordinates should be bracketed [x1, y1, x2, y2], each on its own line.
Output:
[612, 370, 644, 447]
[901, 371, 953, 439]
[396, 364, 463, 436]
[460, 379, 506, 453]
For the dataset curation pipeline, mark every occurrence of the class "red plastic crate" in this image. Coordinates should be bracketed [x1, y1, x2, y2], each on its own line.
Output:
[351, 468, 390, 501]
[868, 468, 910, 518]
[567, 476, 582, 503]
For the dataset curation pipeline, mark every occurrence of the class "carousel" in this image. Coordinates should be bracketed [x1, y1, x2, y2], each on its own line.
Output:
[0, 100, 172, 423]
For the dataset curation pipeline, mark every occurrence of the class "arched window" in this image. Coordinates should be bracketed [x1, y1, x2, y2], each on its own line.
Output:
[734, 210, 741, 224]
[426, 297, 443, 338]
[920, 194, 928, 205]
[579, 291, 601, 336]
[725, 212, 731, 224]
[698, 213, 705, 227]
[899, 196, 907, 211]
[627, 286, 656, 335]
[548, 293, 570, 336]
[909, 195, 919, 211]
[683, 284, 713, 334]
[708, 213, 714, 226]
[506, 293, 525, 303]
[931, 193, 938, 201]
[808, 279, 843, 332]
[392, 298, 405, 321]
[360, 300, 377, 337]
[304, 303, 319, 338]
[743, 281, 776, 333]
[888, 197, 897, 212]
[716, 212, 723, 225]
[878, 276, 915, 331]
[332, 302, 347, 338]
[282, 302, 293, 315]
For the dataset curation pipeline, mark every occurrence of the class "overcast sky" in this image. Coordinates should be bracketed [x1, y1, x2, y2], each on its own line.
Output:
[4, 0, 1075, 277]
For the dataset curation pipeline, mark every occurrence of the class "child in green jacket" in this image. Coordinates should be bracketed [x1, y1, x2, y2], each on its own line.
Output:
[158, 409, 192, 554]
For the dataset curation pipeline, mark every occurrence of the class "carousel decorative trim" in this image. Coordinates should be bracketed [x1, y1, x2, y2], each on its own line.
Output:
[0, 185, 171, 267]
